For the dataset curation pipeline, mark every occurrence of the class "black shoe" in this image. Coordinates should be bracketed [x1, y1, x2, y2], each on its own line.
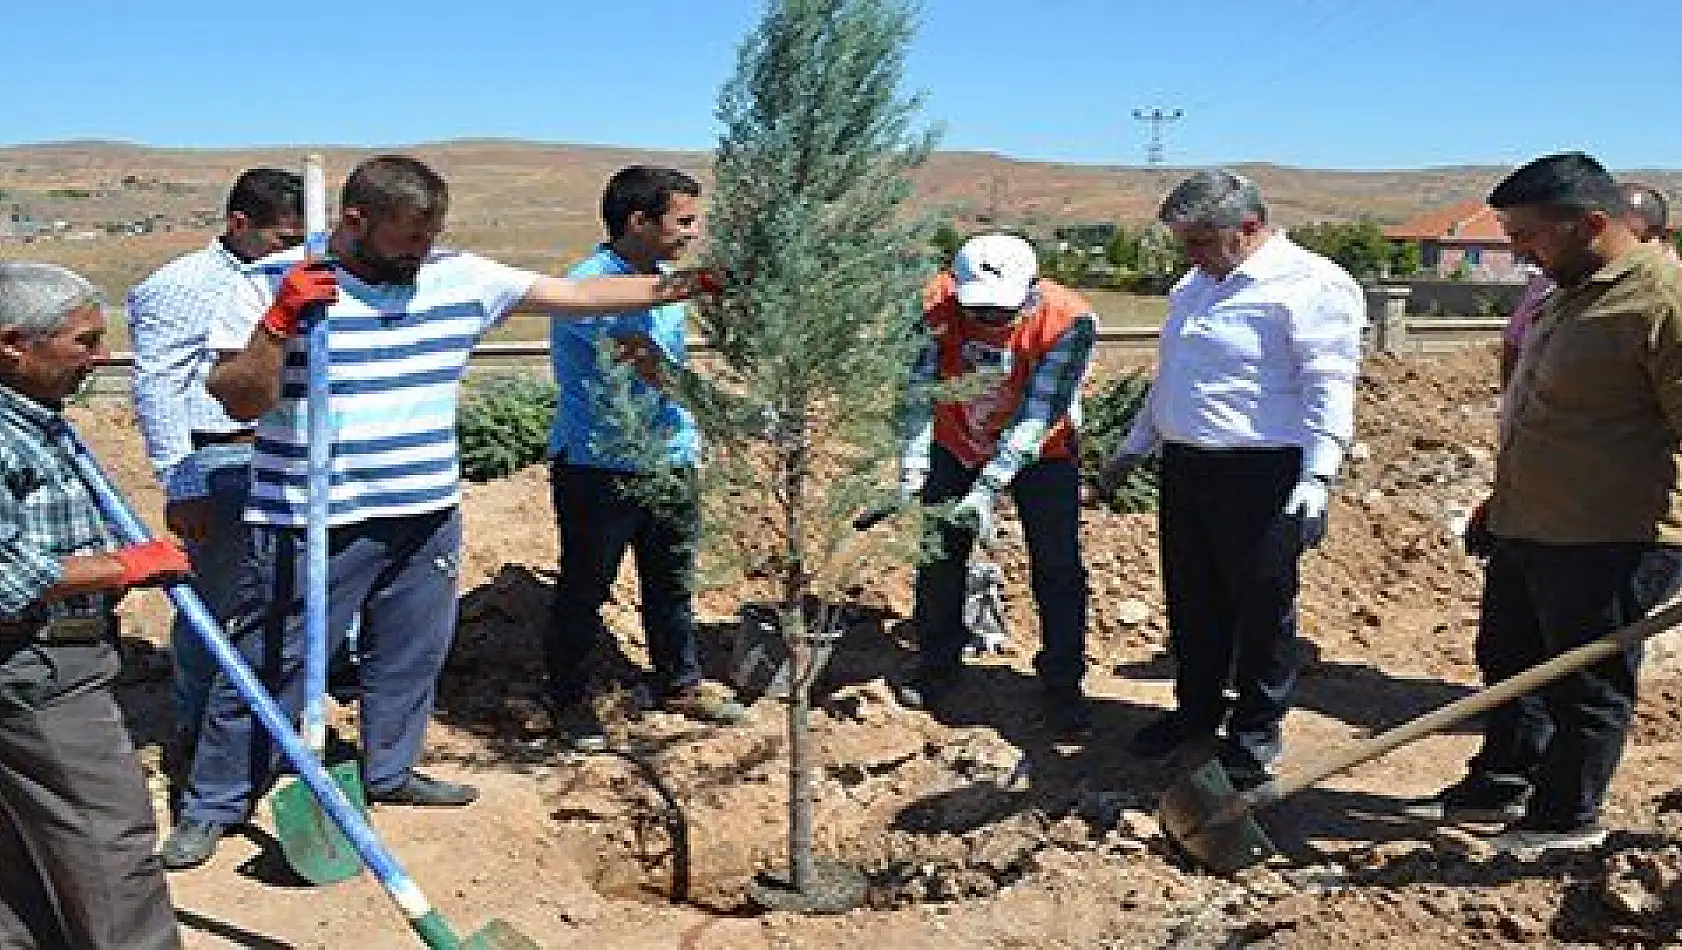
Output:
[1401, 774, 1530, 823]
[368, 771, 479, 807]
[159, 819, 226, 871]
[1042, 688, 1093, 738]
[1216, 739, 1279, 791]
[895, 667, 960, 711]
[1128, 712, 1213, 760]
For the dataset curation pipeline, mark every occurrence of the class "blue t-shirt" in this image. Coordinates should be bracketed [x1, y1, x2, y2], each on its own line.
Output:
[546, 245, 699, 470]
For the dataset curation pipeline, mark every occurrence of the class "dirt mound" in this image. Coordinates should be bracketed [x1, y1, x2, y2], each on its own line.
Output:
[71, 344, 1682, 948]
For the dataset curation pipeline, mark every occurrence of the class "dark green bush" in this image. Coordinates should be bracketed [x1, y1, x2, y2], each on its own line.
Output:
[457, 372, 557, 482]
[1081, 369, 1160, 513]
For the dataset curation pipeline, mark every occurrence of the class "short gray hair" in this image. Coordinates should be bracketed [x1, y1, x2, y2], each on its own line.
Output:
[0, 261, 104, 337]
[1158, 169, 1268, 228]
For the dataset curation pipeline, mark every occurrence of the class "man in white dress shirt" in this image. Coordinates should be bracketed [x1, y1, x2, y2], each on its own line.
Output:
[1097, 169, 1365, 780]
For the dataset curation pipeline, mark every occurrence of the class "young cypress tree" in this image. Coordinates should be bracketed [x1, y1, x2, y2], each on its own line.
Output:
[592, 0, 937, 909]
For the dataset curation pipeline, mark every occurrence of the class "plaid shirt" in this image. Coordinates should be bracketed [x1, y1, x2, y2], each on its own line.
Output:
[0, 385, 116, 621]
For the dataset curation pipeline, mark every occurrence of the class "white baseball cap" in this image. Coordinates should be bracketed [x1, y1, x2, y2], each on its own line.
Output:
[952, 234, 1038, 309]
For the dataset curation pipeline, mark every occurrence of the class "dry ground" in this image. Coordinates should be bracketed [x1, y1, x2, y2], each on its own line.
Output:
[67, 343, 1682, 949]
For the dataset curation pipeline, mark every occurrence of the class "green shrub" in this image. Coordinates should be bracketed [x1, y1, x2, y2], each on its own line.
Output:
[457, 372, 557, 482]
[1081, 369, 1160, 513]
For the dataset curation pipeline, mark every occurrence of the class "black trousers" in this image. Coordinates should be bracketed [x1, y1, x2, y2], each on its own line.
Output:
[911, 444, 1089, 689]
[546, 462, 703, 704]
[1470, 538, 1682, 828]
[1158, 443, 1304, 759]
[0, 640, 180, 950]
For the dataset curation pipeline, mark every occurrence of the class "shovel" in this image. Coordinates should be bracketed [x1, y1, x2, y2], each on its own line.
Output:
[1160, 593, 1682, 875]
[270, 153, 366, 885]
[61, 426, 540, 948]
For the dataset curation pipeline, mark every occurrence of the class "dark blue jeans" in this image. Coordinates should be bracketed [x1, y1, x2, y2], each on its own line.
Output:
[171, 443, 253, 740]
[1158, 443, 1304, 760]
[546, 461, 701, 704]
[911, 444, 1088, 691]
[1474, 538, 1682, 828]
[181, 508, 463, 823]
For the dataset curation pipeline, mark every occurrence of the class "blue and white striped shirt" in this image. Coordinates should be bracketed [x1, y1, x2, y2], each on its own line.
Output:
[126, 239, 263, 501]
[205, 247, 539, 528]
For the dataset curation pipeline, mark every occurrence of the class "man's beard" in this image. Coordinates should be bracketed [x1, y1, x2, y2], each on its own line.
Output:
[348, 238, 424, 285]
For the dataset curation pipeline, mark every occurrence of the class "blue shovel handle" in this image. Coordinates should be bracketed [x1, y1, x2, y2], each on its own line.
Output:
[59, 425, 467, 948]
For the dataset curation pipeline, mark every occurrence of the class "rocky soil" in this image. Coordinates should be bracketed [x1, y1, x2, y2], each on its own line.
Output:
[79, 344, 1682, 948]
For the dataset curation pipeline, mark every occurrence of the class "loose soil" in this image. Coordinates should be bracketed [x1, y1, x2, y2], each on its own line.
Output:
[79, 344, 1682, 948]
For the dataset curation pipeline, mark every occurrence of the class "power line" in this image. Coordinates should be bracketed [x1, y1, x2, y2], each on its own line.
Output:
[1132, 108, 1184, 167]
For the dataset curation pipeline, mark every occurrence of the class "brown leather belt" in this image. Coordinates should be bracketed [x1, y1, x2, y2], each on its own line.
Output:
[0, 616, 114, 644]
[190, 430, 257, 451]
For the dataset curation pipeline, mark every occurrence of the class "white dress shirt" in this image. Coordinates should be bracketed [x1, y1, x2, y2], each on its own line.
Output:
[1121, 233, 1366, 479]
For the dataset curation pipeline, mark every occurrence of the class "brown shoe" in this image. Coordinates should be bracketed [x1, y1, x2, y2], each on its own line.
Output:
[661, 682, 749, 725]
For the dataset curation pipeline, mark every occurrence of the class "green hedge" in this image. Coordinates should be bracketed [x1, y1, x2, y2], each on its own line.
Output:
[457, 373, 557, 482]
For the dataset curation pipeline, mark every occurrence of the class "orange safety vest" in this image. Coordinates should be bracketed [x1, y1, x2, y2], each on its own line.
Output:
[923, 272, 1088, 467]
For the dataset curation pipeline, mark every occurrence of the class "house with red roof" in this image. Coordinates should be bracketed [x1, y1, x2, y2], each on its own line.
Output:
[1384, 198, 1524, 281]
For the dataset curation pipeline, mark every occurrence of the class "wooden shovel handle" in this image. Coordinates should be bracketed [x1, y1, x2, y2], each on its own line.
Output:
[1246, 596, 1682, 809]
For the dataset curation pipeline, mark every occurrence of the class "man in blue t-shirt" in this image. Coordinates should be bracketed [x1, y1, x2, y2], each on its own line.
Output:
[545, 166, 746, 748]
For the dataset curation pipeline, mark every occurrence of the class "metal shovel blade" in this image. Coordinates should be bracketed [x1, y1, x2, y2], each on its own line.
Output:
[1158, 758, 1277, 875]
[271, 759, 368, 885]
[460, 918, 544, 949]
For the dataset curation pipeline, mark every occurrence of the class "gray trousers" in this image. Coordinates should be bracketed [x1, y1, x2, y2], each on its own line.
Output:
[0, 639, 180, 950]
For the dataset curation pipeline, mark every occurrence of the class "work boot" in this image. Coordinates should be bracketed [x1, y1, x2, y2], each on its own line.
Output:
[159, 819, 227, 871]
[1401, 773, 1530, 823]
[1128, 711, 1214, 760]
[660, 681, 749, 725]
[894, 666, 960, 712]
[1485, 817, 1607, 855]
[368, 771, 479, 807]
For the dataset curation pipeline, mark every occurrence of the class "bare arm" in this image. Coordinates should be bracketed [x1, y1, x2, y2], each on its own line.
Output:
[207, 329, 289, 422]
[42, 554, 128, 603]
[511, 272, 705, 317]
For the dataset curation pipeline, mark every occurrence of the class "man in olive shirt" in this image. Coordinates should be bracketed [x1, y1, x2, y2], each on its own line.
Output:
[1413, 153, 1682, 854]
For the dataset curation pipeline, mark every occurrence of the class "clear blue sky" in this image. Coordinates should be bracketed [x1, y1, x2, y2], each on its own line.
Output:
[6, 0, 1678, 170]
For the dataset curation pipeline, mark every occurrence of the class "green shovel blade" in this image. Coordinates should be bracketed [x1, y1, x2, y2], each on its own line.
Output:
[460, 919, 544, 949]
[271, 759, 368, 885]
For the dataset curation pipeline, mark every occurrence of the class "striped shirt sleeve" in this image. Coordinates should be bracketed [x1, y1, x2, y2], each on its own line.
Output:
[978, 313, 1097, 490]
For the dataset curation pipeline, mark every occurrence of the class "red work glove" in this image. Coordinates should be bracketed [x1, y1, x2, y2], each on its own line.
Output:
[687, 268, 731, 299]
[113, 539, 192, 588]
[260, 262, 338, 338]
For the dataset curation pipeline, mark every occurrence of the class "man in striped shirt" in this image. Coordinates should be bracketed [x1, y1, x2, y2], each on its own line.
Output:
[160, 155, 723, 870]
[894, 233, 1097, 738]
[127, 168, 304, 768]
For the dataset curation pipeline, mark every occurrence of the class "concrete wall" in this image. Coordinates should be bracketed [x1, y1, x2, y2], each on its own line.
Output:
[1372, 277, 1527, 318]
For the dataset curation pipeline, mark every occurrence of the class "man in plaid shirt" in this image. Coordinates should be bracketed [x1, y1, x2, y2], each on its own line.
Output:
[893, 233, 1096, 737]
[0, 261, 190, 949]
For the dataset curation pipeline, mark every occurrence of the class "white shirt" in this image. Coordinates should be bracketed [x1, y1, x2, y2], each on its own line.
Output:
[206, 247, 539, 528]
[1121, 233, 1366, 478]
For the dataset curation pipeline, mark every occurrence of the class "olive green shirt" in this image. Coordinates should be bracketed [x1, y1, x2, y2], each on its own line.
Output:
[1489, 244, 1682, 544]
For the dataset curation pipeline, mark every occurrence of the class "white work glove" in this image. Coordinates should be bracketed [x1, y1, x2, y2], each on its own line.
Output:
[952, 486, 1000, 549]
[898, 464, 929, 504]
[1281, 476, 1331, 548]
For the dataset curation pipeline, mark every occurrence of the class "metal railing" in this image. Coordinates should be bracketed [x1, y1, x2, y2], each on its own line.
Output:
[81, 318, 1505, 398]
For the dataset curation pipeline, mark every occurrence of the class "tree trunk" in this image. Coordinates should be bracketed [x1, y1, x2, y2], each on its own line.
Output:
[786, 610, 815, 892]
[780, 421, 814, 893]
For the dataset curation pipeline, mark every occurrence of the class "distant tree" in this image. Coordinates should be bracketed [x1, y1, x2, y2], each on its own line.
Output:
[1388, 239, 1423, 278]
[1105, 224, 1141, 272]
[930, 221, 963, 264]
[1288, 219, 1394, 279]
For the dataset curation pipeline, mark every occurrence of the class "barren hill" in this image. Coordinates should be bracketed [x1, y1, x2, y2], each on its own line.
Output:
[3, 140, 1679, 300]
